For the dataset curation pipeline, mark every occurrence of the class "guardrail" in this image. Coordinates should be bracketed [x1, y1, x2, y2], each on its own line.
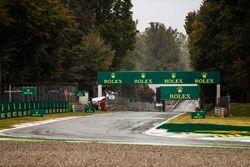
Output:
[0, 101, 71, 119]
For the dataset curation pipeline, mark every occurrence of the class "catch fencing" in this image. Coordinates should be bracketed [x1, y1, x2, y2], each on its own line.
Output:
[106, 96, 158, 111]
[0, 83, 78, 102]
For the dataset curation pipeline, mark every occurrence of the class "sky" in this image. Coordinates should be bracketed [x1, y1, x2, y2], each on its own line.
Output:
[131, 0, 203, 34]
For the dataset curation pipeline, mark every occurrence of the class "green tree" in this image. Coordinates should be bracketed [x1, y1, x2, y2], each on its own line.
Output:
[86, 0, 136, 70]
[128, 22, 190, 72]
[125, 33, 148, 71]
[0, 0, 76, 82]
[144, 22, 182, 71]
[185, 0, 250, 101]
[71, 31, 114, 93]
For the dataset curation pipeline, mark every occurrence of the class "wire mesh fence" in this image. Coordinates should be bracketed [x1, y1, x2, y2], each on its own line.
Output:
[103, 84, 158, 111]
[0, 82, 78, 102]
[106, 96, 158, 111]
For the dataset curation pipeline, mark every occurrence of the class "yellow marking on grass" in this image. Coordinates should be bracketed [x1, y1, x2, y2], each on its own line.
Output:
[194, 130, 247, 136]
[168, 114, 250, 127]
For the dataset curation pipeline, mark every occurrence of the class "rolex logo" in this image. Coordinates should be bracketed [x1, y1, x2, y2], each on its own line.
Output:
[141, 73, 146, 79]
[111, 73, 116, 79]
[202, 72, 207, 79]
[177, 87, 183, 93]
[171, 73, 176, 79]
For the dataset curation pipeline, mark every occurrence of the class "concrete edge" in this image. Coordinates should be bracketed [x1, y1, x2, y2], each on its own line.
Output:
[0, 136, 249, 149]
[144, 113, 186, 135]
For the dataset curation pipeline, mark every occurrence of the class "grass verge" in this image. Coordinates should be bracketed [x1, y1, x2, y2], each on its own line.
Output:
[158, 103, 250, 136]
[0, 111, 107, 130]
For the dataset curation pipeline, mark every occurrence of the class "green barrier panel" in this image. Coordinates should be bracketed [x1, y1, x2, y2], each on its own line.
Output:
[27, 102, 31, 115]
[40, 101, 44, 110]
[53, 101, 56, 113]
[6, 103, 11, 118]
[50, 101, 53, 113]
[84, 106, 96, 113]
[38, 101, 42, 109]
[47, 101, 50, 114]
[23, 110, 27, 116]
[23, 102, 28, 116]
[59, 102, 62, 112]
[35, 101, 39, 110]
[61, 101, 64, 112]
[30, 109, 45, 117]
[62, 101, 65, 112]
[60, 101, 64, 112]
[15, 102, 19, 117]
[30, 101, 33, 108]
[67, 103, 73, 112]
[0, 102, 5, 119]
[191, 112, 206, 119]
[50, 101, 54, 113]
[57, 101, 60, 112]
[64, 102, 67, 112]
[54, 101, 57, 113]
[56, 101, 59, 113]
[56, 101, 60, 113]
[40, 101, 43, 109]
[49, 101, 52, 113]
[10, 102, 17, 118]
[0, 101, 68, 118]
[36, 101, 39, 109]
[62, 101, 66, 112]
[56, 101, 58, 113]
[17, 102, 23, 117]
[44, 101, 49, 114]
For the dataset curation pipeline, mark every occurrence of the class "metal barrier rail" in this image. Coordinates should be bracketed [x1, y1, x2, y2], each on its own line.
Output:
[0, 101, 71, 119]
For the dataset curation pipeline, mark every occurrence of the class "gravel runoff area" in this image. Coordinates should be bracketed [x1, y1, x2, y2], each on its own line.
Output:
[0, 141, 249, 167]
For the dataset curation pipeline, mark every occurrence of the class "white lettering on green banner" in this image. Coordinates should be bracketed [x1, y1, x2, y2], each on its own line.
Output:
[160, 86, 200, 100]
[21, 87, 36, 96]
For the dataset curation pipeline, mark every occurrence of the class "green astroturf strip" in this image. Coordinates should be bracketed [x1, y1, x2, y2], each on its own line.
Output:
[157, 123, 250, 136]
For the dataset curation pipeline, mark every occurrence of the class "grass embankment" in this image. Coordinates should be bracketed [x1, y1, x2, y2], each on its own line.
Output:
[158, 103, 250, 136]
[0, 111, 106, 130]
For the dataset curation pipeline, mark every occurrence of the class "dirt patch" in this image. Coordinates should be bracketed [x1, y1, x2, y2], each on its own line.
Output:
[0, 141, 249, 167]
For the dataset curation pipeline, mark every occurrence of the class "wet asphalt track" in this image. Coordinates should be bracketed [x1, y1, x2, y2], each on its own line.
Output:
[2, 111, 250, 147]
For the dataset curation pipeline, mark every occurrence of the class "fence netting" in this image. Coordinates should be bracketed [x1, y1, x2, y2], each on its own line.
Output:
[103, 84, 158, 111]
[0, 83, 78, 102]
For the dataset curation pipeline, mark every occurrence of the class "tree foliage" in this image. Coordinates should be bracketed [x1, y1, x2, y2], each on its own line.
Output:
[0, 0, 136, 95]
[128, 22, 191, 71]
[85, 0, 136, 69]
[71, 31, 114, 91]
[185, 0, 250, 101]
[0, 0, 76, 82]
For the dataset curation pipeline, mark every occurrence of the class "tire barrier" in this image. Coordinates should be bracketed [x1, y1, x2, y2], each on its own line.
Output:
[0, 101, 70, 119]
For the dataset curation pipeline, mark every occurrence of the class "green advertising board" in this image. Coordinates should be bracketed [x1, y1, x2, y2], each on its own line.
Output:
[21, 87, 36, 96]
[84, 106, 96, 113]
[160, 86, 200, 100]
[98, 71, 220, 85]
[30, 109, 45, 117]
[75, 90, 85, 97]
[191, 112, 206, 119]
